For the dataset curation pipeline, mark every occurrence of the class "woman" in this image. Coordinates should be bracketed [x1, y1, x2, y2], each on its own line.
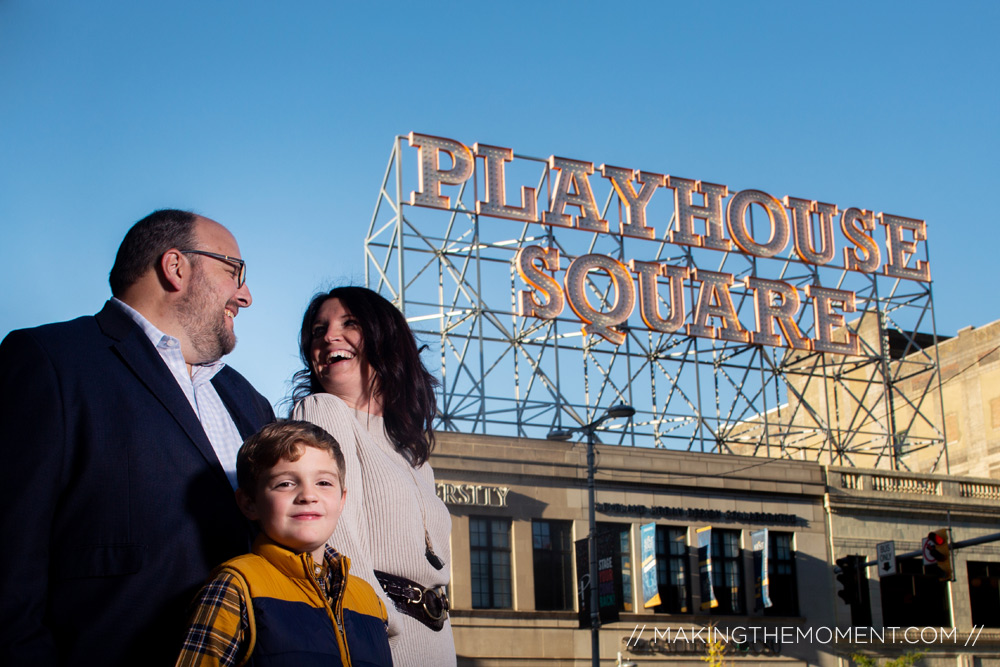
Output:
[290, 286, 455, 667]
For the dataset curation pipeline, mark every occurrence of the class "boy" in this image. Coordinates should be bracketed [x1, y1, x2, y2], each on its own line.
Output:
[176, 421, 393, 667]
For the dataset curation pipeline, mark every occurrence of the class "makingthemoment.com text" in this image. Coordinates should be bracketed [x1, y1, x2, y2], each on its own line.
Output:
[626, 624, 984, 648]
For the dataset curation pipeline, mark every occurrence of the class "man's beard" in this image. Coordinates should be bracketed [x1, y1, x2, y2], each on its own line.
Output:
[179, 270, 236, 363]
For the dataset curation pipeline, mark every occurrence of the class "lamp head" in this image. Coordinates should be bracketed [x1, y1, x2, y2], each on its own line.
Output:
[604, 403, 635, 420]
[546, 428, 574, 442]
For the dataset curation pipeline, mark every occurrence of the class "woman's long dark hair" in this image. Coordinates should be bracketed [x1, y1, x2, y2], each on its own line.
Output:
[291, 286, 439, 466]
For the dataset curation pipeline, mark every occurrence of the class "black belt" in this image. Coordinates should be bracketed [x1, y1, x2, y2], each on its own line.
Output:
[374, 570, 449, 632]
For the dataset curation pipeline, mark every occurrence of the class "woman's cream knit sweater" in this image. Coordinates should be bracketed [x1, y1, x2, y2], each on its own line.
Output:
[293, 393, 456, 667]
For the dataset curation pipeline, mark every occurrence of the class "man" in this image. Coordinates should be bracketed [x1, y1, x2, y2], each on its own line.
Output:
[0, 210, 275, 666]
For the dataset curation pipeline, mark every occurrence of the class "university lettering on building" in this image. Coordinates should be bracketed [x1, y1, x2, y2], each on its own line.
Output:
[436, 482, 510, 507]
[406, 131, 931, 355]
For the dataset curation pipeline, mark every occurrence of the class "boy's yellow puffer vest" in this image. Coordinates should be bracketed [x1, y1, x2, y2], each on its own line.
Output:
[218, 539, 391, 667]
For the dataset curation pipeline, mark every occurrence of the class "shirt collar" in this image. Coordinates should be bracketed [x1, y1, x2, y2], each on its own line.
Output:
[111, 297, 227, 376]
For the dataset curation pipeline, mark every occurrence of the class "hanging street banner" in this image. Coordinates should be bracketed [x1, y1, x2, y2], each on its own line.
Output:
[697, 527, 718, 610]
[752, 529, 773, 610]
[575, 533, 620, 628]
[640, 523, 661, 609]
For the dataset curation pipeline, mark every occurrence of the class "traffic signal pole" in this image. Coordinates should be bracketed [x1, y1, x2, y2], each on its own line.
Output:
[834, 530, 1000, 575]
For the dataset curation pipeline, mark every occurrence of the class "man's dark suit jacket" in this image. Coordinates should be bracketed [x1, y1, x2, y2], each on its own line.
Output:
[0, 301, 275, 666]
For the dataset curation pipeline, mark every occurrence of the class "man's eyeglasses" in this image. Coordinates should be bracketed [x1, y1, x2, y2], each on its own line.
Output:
[181, 250, 247, 288]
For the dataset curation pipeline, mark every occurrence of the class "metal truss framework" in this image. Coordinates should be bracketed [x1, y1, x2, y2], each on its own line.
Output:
[365, 135, 949, 471]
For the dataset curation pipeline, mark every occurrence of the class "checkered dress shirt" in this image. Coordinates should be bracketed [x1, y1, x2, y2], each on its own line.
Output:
[112, 298, 245, 487]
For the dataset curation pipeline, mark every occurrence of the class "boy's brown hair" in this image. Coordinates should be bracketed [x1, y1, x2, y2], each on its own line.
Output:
[236, 420, 346, 498]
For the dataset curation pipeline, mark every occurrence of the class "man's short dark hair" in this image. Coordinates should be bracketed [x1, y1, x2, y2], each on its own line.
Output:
[236, 420, 347, 500]
[109, 209, 199, 297]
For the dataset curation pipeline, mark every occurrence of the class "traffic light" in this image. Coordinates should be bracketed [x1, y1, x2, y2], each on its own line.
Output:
[924, 529, 952, 581]
[835, 555, 863, 606]
[835, 555, 873, 625]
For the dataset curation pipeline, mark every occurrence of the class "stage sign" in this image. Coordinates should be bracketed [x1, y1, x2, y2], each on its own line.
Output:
[575, 532, 620, 628]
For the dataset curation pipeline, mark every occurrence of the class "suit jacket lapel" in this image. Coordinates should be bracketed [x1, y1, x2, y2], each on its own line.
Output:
[96, 301, 230, 484]
[212, 373, 257, 440]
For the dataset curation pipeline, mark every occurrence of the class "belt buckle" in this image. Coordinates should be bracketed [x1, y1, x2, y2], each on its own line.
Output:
[422, 586, 448, 621]
[404, 584, 424, 605]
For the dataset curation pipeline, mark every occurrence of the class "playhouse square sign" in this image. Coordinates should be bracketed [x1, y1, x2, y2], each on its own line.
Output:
[407, 132, 931, 356]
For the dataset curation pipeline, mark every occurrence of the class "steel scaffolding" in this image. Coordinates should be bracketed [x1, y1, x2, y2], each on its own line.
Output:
[365, 135, 948, 472]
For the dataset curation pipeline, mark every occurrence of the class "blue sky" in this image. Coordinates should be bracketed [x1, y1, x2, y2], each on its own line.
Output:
[2, 1, 998, 412]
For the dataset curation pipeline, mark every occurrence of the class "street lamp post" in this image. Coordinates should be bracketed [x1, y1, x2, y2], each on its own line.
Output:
[547, 403, 635, 667]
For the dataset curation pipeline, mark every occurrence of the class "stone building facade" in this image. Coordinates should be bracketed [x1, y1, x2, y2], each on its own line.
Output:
[932, 319, 1000, 479]
[430, 431, 1000, 666]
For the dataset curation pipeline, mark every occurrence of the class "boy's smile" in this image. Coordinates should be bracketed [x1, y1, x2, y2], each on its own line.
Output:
[237, 445, 346, 562]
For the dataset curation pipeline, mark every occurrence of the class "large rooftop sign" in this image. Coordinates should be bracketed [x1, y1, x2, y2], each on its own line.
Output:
[365, 132, 943, 469]
[407, 132, 931, 356]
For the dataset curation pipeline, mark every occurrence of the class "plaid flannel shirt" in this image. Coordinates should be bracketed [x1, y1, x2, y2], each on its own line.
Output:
[175, 572, 251, 667]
